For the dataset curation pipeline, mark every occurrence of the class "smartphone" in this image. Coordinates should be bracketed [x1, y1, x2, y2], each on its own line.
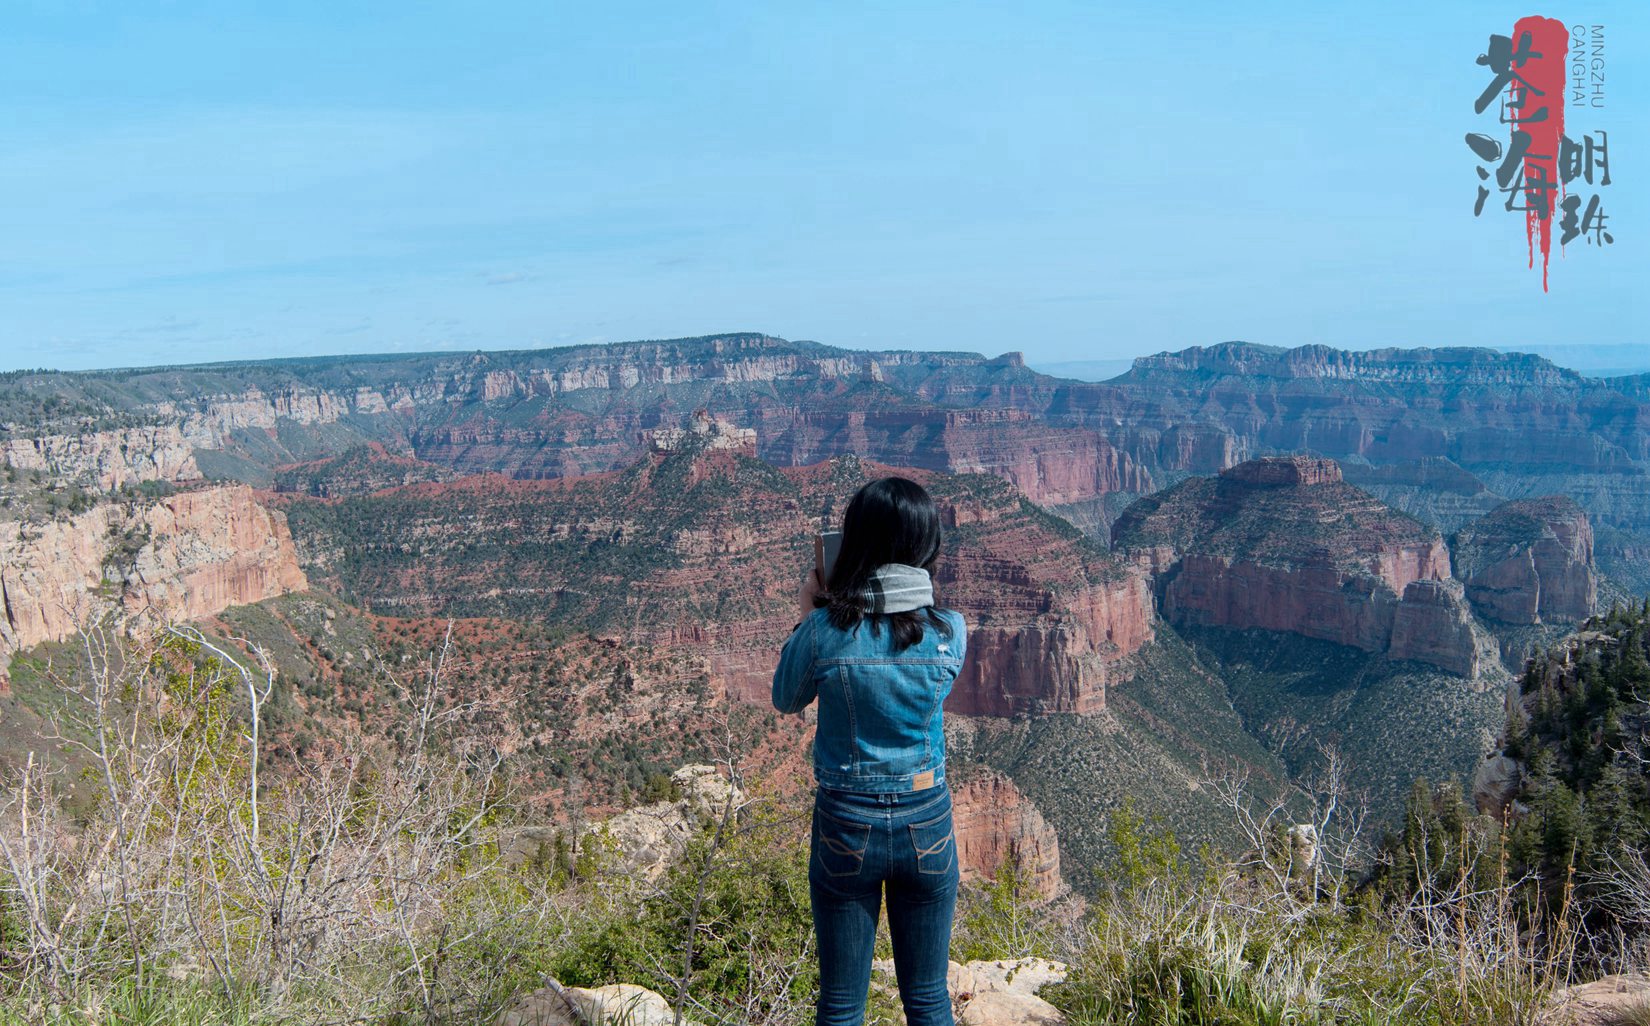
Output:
[814, 530, 842, 584]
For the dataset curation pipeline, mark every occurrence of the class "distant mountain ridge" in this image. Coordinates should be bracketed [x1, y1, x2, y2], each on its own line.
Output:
[5, 332, 1644, 592]
[1121, 341, 1587, 385]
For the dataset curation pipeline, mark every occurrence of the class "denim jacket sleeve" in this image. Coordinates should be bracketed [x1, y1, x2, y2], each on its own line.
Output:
[771, 611, 819, 714]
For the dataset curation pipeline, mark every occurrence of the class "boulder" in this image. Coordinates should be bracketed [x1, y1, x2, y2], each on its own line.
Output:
[1471, 753, 1522, 818]
[1541, 975, 1650, 1026]
[959, 991, 1065, 1026]
[496, 981, 708, 1026]
[501, 764, 743, 883]
[872, 956, 1070, 1026]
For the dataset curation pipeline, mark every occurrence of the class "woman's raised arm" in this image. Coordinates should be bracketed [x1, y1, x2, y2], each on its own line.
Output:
[772, 611, 819, 715]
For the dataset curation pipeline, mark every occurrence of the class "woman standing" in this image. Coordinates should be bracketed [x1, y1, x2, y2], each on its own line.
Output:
[771, 476, 967, 1026]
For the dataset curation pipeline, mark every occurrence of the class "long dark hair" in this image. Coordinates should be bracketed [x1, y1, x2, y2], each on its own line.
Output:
[818, 476, 953, 650]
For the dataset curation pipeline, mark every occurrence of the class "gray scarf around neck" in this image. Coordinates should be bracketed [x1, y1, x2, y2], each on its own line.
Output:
[860, 563, 934, 614]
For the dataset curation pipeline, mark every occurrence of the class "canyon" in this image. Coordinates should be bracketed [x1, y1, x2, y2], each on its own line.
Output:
[3, 335, 1644, 593]
[0, 333, 1633, 893]
[276, 439, 1155, 719]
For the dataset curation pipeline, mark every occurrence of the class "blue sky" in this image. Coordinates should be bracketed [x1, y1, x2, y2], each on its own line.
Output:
[1, 1, 1644, 373]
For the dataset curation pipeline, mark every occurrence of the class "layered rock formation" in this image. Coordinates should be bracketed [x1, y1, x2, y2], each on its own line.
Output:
[641, 408, 756, 455]
[1, 424, 200, 489]
[14, 334, 1632, 890]
[951, 771, 1064, 897]
[1389, 579, 1498, 678]
[1112, 456, 1487, 677]
[762, 406, 1152, 506]
[930, 469, 1154, 715]
[1452, 497, 1599, 624]
[173, 387, 362, 446]
[5, 336, 1645, 584]
[932, 341, 1650, 571]
[0, 485, 308, 680]
[279, 443, 1153, 718]
[1338, 456, 1504, 536]
[273, 443, 454, 498]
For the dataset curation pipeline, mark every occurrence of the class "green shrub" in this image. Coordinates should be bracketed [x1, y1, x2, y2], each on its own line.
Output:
[547, 800, 815, 1022]
[952, 847, 1062, 963]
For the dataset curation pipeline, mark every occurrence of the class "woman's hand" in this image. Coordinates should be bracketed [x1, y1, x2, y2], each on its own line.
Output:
[798, 565, 825, 621]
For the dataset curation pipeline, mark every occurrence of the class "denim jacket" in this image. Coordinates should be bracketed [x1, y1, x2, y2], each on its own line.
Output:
[771, 605, 967, 793]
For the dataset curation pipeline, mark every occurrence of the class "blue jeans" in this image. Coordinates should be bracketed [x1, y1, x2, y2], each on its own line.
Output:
[810, 783, 959, 1026]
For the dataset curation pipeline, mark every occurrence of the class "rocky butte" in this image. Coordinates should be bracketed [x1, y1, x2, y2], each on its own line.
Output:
[1452, 496, 1599, 625]
[640, 407, 758, 455]
[1111, 455, 1491, 678]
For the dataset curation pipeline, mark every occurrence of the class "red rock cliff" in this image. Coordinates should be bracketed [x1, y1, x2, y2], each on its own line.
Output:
[1112, 456, 1486, 677]
[0, 485, 308, 681]
[951, 770, 1064, 897]
[932, 474, 1154, 716]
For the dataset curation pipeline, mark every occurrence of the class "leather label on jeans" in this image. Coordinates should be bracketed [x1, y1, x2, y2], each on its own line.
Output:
[911, 770, 935, 790]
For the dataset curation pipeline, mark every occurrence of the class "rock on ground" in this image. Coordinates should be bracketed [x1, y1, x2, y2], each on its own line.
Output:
[1542, 975, 1650, 1026]
[872, 956, 1070, 1026]
[496, 981, 708, 1026]
[497, 957, 1069, 1026]
[501, 764, 743, 882]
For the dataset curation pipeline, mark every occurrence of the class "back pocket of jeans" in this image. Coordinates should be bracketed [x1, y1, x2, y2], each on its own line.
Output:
[813, 807, 871, 878]
[908, 807, 955, 876]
